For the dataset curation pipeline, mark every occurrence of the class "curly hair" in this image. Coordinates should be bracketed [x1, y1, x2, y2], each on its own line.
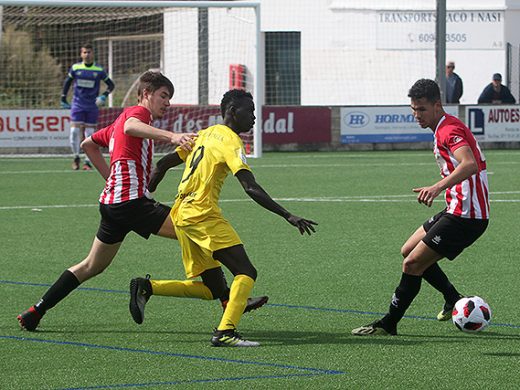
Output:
[408, 79, 441, 103]
[220, 89, 253, 118]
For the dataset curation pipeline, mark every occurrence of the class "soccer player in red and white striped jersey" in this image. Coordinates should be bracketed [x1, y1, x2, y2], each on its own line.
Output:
[353, 79, 489, 336]
[17, 71, 196, 331]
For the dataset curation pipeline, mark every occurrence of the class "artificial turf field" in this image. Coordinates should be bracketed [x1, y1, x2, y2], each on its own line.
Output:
[1, 150, 519, 389]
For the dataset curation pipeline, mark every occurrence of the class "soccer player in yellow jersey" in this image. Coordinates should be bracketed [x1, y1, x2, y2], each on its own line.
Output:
[130, 89, 317, 347]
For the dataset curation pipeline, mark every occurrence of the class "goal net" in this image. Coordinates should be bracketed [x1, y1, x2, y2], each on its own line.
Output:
[0, 1, 262, 156]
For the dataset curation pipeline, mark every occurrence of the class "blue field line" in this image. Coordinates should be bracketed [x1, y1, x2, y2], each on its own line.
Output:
[58, 373, 324, 390]
[3, 279, 520, 329]
[1, 335, 344, 390]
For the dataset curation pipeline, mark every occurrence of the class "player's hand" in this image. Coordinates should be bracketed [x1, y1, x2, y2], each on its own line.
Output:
[60, 100, 71, 109]
[286, 215, 318, 235]
[173, 132, 197, 152]
[95, 95, 107, 107]
[413, 185, 442, 207]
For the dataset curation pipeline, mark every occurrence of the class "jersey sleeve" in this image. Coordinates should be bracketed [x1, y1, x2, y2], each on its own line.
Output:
[222, 136, 251, 175]
[175, 145, 189, 162]
[126, 106, 151, 124]
[443, 125, 470, 153]
[91, 124, 113, 147]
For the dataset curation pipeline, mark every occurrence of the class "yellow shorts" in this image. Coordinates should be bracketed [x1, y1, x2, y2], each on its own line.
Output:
[173, 216, 242, 278]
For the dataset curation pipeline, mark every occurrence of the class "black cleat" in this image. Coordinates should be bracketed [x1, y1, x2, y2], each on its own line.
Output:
[17, 306, 42, 331]
[221, 296, 269, 313]
[72, 156, 80, 170]
[129, 275, 152, 324]
[244, 295, 269, 313]
[437, 295, 464, 321]
[211, 328, 259, 347]
[351, 320, 397, 336]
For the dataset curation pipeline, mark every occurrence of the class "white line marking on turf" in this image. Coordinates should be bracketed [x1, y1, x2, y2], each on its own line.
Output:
[1, 193, 519, 210]
[2, 160, 519, 175]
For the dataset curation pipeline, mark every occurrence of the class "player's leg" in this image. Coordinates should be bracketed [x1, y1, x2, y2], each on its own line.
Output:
[82, 120, 97, 170]
[352, 243, 442, 336]
[201, 267, 268, 313]
[17, 238, 122, 331]
[401, 222, 462, 321]
[131, 214, 266, 323]
[69, 119, 83, 170]
[129, 206, 215, 323]
[211, 244, 259, 347]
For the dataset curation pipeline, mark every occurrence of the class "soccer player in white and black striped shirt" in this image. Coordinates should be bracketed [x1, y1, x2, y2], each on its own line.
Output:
[352, 79, 489, 336]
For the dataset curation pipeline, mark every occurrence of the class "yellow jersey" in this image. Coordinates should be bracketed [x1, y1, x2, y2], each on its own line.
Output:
[171, 124, 251, 226]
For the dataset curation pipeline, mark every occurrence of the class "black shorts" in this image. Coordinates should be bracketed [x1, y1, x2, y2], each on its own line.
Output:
[97, 197, 171, 244]
[422, 210, 488, 260]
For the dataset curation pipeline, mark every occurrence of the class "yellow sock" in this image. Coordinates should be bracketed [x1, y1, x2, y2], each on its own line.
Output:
[150, 280, 213, 300]
[217, 274, 254, 331]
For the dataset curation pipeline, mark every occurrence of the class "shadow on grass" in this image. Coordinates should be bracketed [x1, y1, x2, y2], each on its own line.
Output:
[482, 352, 520, 357]
[5, 326, 520, 347]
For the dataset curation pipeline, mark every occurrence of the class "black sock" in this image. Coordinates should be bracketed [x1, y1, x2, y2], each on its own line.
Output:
[34, 270, 80, 315]
[381, 273, 422, 328]
[219, 288, 231, 304]
[422, 263, 461, 305]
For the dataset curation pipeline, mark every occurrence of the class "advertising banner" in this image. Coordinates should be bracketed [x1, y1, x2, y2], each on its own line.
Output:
[340, 106, 458, 144]
[377, 10, 504, 50]
[466, 105, 520, 142]
[0, 110, 70, 147]
[1, 106, 331, 148]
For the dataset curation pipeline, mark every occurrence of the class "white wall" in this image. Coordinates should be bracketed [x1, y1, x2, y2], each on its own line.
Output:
[163, 7, 256, 105]
[163, 0, 518, 106]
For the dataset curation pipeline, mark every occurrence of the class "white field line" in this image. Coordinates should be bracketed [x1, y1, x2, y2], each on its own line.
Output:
[1, 192, 519, 211]
[1, 160, 519, 175]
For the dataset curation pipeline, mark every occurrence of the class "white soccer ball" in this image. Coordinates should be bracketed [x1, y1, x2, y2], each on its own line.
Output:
[452, 296, 491, 333]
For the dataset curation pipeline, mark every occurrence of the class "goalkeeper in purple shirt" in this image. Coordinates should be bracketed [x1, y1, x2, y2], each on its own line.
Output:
[61, 43, 115, 170]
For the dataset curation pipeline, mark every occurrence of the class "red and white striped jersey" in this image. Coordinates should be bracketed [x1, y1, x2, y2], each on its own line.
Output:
[91, 106, 154, 204]
[433, 114, 489, 219]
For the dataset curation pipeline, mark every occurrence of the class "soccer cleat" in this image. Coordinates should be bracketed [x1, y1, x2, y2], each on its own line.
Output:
[437, 295, 463, 321]
[351, 320, 397, 336]
[82, 162, 92, 171]
[211, 328, 260, 347]
[17, 306, 42, 331]
[221, 295, 269, 314]
[72, 156, 80, 170]
[129, 274, 152, 324]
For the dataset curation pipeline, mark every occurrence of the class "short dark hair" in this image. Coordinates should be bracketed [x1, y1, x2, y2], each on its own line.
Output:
[408, 78, 441, 103]
[137, 71, 174, 99]
[220, 89, 253, 118]
[81, 43, 93, 51]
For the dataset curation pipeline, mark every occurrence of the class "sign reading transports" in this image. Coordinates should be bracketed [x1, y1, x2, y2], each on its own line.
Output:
[377, 10, 504, 50]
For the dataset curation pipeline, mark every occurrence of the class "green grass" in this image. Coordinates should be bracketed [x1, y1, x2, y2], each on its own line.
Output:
[2, 150, 520, 389]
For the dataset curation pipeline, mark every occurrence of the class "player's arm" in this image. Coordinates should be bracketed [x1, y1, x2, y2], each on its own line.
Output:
[235, 169, 317, 235]
[124, 117, 196, 151]
[148, 152, 184, 192]
[81, 137, 110, 180]
[60, 75, 73, 108]
[413, 145, 478, 207]
[96, 77, 115, 107]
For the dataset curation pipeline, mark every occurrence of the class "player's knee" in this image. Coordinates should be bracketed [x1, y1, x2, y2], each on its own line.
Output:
[402, 256, 422, 276]
[84, 126, 95, 138]
[400, 244, 411, 258]
[70, 126, 80, 140]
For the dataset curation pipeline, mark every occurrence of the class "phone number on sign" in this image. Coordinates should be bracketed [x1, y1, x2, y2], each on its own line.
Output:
[408, 33, 467, 43]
